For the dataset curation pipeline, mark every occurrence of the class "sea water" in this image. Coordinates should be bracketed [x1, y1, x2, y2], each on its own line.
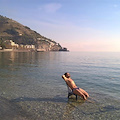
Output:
[0, 51, 120, 120]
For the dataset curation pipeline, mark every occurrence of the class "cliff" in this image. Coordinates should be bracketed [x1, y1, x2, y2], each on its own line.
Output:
[0, 15, 67, 51]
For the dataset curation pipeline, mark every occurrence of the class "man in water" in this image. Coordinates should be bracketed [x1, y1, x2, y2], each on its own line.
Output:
[62, 73, 89, 100]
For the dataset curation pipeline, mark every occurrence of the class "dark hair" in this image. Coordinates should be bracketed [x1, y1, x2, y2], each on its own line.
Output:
[64, 72, 70, 78]
[64, 73, 68, 76]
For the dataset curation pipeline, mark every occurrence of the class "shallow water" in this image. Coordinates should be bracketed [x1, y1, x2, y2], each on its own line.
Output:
[0, 51, 120, 120]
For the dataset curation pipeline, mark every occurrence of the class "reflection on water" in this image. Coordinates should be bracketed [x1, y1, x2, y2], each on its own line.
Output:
[0, 52, 120, 120]
[0, 51, 61, 66]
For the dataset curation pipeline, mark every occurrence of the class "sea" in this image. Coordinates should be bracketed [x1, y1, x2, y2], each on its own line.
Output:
[0, 51, 120, 120]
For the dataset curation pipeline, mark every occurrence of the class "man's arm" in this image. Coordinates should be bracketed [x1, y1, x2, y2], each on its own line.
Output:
[62, 75, 67, 82]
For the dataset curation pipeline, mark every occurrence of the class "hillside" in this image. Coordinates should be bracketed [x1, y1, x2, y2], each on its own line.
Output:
[0, 15, 67, 51]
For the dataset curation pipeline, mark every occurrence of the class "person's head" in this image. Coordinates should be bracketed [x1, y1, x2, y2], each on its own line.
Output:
[64, 72, 70, 78]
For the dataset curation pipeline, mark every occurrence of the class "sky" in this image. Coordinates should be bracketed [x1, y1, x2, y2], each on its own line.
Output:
[0, 0, 120, 51]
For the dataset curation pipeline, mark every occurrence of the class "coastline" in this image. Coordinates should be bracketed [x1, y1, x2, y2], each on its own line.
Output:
[0, 49, 32, 52]
[0, 49, 69, 52]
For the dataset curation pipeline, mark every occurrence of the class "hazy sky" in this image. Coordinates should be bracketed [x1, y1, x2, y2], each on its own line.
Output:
[0, 0, 120, 51]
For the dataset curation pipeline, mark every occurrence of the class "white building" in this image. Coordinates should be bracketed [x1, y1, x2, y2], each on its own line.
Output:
[10, 40, 19, 48]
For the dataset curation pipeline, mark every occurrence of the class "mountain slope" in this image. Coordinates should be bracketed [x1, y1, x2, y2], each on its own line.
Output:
[0, 15, 65, 51]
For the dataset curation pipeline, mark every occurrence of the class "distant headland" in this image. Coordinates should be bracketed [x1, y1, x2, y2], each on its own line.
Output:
[0, 15, 69, 52]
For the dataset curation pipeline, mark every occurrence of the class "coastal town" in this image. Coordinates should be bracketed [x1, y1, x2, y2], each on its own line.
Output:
[0, 39, 69, 52]
[0, 40, 35, 51]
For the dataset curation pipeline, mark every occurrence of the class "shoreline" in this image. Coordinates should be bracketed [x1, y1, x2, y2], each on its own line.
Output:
[0, 49, 35, 52]
[0, 49, 33, 52]
[0, 49, 69, 52]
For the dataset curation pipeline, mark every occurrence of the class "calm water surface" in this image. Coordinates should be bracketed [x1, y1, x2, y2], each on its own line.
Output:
[0, 51, 120, 120]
